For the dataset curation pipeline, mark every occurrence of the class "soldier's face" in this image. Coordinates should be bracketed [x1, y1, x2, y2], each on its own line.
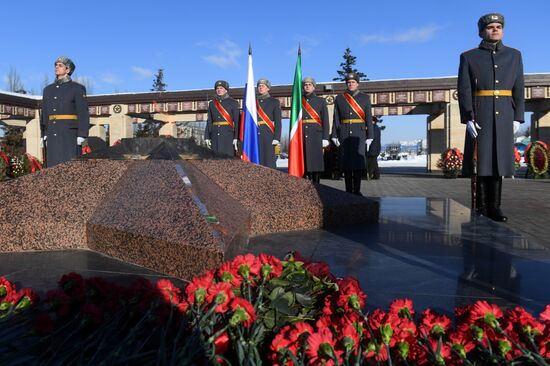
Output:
[215, 86, 227, 96]
[257, 84, 269, 95]
[303, 82, 315, 94]
[54, 62, 70, 78]
[481, 23, 503, 42]
[347, 80, 359, 91]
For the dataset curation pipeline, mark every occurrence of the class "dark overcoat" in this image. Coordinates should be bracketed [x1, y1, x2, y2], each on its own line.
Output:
[41, 79, 89, 167]
[205, 95, 240, 157]
[302, 93, 329, 172]
[331, 91, 373, 170]
[458, 41, 525, 177]
[366, 123, 381, 157]
[256, 94, 282, 169]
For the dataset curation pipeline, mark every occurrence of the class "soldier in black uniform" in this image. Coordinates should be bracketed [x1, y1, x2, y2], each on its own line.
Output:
[331, 73, 373, 195]
[41, 56, 89, 167]
[204, 80, 240, 157]
[256, 79, 282, 169]
[458, 13, 525, 222]
[302, 77, 329, 183]
[366, 116, 382, 180]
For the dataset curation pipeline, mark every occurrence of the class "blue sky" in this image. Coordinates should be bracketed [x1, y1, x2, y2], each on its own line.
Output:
[2, 0, 549, 144]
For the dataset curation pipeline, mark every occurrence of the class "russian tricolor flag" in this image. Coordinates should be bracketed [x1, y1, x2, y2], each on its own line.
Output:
[240, 46, 260, 164]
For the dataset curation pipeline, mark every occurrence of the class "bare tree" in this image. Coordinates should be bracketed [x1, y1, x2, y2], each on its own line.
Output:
[73, 76, 94, 94]
[41, 73, 50, 90]
[6, 67, 25, 93]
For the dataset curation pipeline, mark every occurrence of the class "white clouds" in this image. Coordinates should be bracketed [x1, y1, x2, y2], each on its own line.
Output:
[101, 72, 123, 84]
[203, 40, 242, 69]
[360, 25, 440, 44]
[131, 66, 155, 79]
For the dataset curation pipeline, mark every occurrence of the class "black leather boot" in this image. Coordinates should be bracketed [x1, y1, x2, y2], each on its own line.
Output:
[312, 172, 321, 184]
[476, 176, 489, 217]
[488, 177, 508, 222]
[344, 170, 353, 193]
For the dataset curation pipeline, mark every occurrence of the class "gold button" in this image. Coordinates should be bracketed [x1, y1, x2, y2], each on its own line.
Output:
[495, 96, 499, 99]
[54, 96, 57, 99]
[494, 65, 498, 68]
[492, 51, 496, 54]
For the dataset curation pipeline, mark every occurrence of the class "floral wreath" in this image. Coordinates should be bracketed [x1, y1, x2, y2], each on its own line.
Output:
[437, 147, 463, 173]
[514, 146, 521, 169]
[524, 141, 549, 176]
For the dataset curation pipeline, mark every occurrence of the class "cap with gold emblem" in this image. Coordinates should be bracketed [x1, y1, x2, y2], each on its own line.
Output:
[54, 56, 76, 75]
[478, 13, 504, 32]
[345, 73, 360, 83]
[257, 79, 271, 88]
[214, 80, 229, 90]
[302, 76, 316, 87]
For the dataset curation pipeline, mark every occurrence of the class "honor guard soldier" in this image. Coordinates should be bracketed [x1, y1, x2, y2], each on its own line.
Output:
[302, 77, 329, 183]
[366, 116, 382, 180]
[458, 13, 525, 222]
[204, 80, 240, 156]
[256, 79, 282, 169]
[41, 56, 89, 167]
[331, 72, 373, 195]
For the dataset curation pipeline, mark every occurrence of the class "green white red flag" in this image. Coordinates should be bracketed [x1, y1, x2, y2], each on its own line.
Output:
[288, 48, 304, 177]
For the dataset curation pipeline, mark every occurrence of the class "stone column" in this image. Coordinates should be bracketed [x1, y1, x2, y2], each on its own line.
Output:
[24, 115, 42, 160]
[531, 110, 550, 146]
[108, 105, 133, 145]
[427, 111, 445, 172]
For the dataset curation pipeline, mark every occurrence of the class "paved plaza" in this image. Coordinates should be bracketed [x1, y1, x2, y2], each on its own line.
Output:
[1, 167, 549, 317]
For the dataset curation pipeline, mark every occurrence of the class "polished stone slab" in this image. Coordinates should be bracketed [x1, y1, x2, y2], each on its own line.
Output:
[246, 197, 550, 315]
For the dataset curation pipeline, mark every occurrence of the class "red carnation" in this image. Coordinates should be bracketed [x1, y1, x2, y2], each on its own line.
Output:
[156, 279, 181, 304]
[504, 306, 544, 337]
[270, 328, 298, 366]
[419, 309, 451, 337]
[305, 261, 335, 281]
[231, 254, 261, 279]
[390, 298, 415, 319]
[45, 290, 72, 318]
[216, 261, 242, 288]
[538, 328, 550, 358]
[306, 328, 341, 366]
[469, 300, 503, 329]
[259, 253, 283, 279]
[214, 331, 230, 354]
[335, 277, 366, 312]
[80, 304, 104, 328]
[229, 298, 256, 328]
[186, 271, 214, 305]
[448, 330, 475, 361]
[59, 272, 85, 300]
[12, 288, 39, 310]
[540, 305, 550, 323]
[206, 282, 235, 313]
[0, 277, 15, 298]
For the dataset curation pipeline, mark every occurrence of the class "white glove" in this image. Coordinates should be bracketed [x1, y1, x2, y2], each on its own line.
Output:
[233, 139, 238, 151]
[40, 136, 47, 148]
[513, 121, 521, 133]
[205, 139, 212, 148]
[322, 139, 329, 148]
[331, 137, 340, 147]
[466, 120, 481, 139]
[77, 137, 86, 145]
[272, 139, 279, 146]
[366, 138, 373, 152]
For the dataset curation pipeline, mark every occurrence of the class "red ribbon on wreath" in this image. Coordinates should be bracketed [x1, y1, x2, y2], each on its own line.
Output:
[0, 151, 9, 165]
[25, 153, 43, 173]
[524, 141, 549, 164]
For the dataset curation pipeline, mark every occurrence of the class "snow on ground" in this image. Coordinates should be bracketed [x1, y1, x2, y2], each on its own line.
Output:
[276, 154, 427, 169]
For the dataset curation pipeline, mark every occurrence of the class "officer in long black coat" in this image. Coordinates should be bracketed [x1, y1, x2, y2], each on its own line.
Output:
[366, 116, 382, 179]
[458, 13, 525, 222]
[256, 79, 281, 169]
[204, 80, 240, 157]
[302, 77, 329, 183]
[41, 56, 89, 167]
[331, 73, 373, 195]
